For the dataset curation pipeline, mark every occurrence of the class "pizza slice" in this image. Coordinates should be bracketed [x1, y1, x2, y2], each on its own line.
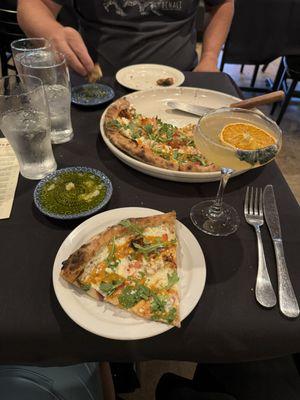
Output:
[60, 212, 180, 327]
[104, 98, 219, 172]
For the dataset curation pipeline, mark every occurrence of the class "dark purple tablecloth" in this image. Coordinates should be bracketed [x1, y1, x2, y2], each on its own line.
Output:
[1, 72, 300, 365]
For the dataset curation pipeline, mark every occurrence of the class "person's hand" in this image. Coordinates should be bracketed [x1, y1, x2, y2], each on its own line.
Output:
[193, 55, 219, 73]
[50, 26, 94, 76]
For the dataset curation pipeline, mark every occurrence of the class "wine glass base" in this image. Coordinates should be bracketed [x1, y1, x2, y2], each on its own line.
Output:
[190, 200, 240, 236]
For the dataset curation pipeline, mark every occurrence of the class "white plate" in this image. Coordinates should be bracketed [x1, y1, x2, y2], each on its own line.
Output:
[116, 64, 185, 91]
[100, 86, 246, 182]
[53, 207, 206, 340]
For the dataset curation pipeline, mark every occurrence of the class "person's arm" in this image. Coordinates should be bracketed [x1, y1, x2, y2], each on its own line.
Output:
[194, 0, 234, 72]
[17, 0, 94, 76]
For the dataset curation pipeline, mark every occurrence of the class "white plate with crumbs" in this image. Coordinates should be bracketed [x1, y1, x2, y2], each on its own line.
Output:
[116, 64, 185, 91]
[53, 207, 206, 340]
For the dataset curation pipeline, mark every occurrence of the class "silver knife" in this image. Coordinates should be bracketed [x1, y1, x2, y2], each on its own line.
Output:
[167, 101, 213, 117]
[263, 185, 299, 318]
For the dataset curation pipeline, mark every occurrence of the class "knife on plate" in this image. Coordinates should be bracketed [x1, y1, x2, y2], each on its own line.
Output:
[263, 185, 299, 318]
[167, 91, 285, 117]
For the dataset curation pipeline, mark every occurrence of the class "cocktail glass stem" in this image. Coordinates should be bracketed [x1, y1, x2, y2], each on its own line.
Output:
[208, 167, 233, 218]
[190, 167, 239, 236]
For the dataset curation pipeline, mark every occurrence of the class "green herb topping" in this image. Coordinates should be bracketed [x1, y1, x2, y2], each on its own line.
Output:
[119, 284, 151, 308]
[99, 279, 124, 296]
[165, 271, 179, 289]
[165, 307, 177, 324]
[151, 293, 167, 313]
[105, 237, 120, 270]
[132, 239, 171, 255]
[120, 219, 144, 236]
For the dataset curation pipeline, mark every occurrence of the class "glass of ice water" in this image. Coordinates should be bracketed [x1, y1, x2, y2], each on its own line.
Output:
[20, 50, 73, 144]
[0, 75, 57, 180]
[11, 38, 51, 74]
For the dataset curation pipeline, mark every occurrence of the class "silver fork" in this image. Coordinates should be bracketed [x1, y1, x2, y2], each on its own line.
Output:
[244, 187, 277, 308]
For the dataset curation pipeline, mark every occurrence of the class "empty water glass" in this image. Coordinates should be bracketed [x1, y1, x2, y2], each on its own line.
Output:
[20, 50, 73, 144]
[0, 75, 57, 180]
[11, 38, 51, 74]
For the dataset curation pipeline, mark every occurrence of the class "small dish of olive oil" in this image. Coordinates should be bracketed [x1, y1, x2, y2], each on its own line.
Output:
[34, 167, 113, 219]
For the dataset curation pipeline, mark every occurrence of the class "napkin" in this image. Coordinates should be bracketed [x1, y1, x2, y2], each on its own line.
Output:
[0, 138, 19, 219]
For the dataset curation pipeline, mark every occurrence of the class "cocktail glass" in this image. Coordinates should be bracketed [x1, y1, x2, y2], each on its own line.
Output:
[10, 38, 51, 73]
[0, 75, 57, 180]
[190, 107, 282, 236]
[19, 50, 73, 144]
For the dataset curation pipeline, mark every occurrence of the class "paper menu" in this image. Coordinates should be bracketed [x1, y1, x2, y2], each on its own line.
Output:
[0, 138, 19, 219]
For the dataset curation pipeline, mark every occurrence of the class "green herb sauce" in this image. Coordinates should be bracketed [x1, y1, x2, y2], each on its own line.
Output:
[79, 87, 106, 99]
[40, 172, 107, 215]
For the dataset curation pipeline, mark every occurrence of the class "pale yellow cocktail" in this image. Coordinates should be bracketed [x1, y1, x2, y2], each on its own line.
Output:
[194, 108, 282, 171]
[190, 107, 282, 236]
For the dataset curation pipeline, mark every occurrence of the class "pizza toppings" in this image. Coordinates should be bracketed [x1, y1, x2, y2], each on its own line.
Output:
[61, 212, 180, 327]
[105, 99, 219, 172]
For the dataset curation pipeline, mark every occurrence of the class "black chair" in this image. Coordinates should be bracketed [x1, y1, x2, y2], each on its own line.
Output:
[0, 4, 24, 77]
[270, 56, 300, 124]
[219, 0, 300, 92]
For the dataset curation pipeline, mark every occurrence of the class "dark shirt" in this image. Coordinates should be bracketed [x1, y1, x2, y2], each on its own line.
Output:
[54, 0, 225, 74]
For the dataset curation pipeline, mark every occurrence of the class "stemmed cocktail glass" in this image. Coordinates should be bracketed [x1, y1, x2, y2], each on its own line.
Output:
[190, 108, 282, 236]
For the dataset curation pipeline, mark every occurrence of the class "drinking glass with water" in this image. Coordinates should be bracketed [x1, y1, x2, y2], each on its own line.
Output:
[10, 38, 51, 74]
[20, 50, 73, 144]
[0, 75, 57, 180]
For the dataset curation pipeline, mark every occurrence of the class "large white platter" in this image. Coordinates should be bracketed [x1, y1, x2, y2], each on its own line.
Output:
[53, 207, 206, 340]
[100, 87, 246, 182]
[116, 64, 185, 91]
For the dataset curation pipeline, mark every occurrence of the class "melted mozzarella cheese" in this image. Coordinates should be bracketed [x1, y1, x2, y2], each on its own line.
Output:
[115, 256, 132, 279]
[146, 267, 169, 288]
[143, 224, 175, 241]
[115, 236, 128, 246]
[120, 117, 129, 124]
[144, 225, 167, 237]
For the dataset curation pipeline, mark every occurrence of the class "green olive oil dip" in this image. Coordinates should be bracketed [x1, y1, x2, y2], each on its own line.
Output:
[40, 172, 107, 215]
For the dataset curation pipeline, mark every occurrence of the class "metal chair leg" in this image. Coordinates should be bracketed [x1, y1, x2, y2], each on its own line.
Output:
[270, 67, 287, 115]
[250, 65, 259, 87]
[261, 63, 269, 73]
[272, 58, 284, 91]
[276, 79, 298, 124]
[219, 52, 225, 71]
[240, 64, 245, 73]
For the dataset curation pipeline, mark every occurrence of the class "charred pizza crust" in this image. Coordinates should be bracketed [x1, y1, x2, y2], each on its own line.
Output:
[105, 100, 179, 170]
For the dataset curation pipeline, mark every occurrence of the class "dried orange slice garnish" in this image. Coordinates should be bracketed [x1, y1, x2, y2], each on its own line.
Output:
[219, 123, 276, 151]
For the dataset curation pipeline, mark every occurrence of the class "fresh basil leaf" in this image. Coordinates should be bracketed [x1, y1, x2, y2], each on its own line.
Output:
[165, 271, 179, 290]
[151, 293, 166, 313]
[144, 124, 153, 136]
[105, 237, 119, 270]
[80, 283, 91, 292]
[132, 241, 165, 254]
[99, 279, 123, 296]
[119, 284, 151, 308]
[173, 149, 179, 160]
[107, 119, 122, 129]
[120, 219, 144, 236]
[165, 307, 177, 324]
